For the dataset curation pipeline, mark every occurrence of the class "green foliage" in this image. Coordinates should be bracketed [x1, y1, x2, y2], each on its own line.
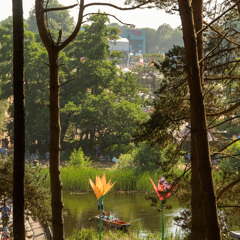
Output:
[0, 100, 8, 134]
[0, 13, 149, 159]
[0, 18, 51, 153]
[134, 46, 188, 151]
[67, 228, 96, 240]
[118, 142, 182, 171]
[67, 228, 183, 239]
[61, 14, 148, 155]
[104, 144, 132, 159]
[133, 142, 162, 170]
[0, 157, 51, 226]
[154, 24, 183, 54]
[69, 147, 92, 167]
[24, 164, 51, 225]
[57, 166, 102, 191]
[220, 141, 240, 172]
[26, 0, 75, 40]
[118, 153, 134, 169]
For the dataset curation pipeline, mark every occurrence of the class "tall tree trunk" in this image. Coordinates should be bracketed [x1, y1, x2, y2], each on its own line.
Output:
[49, 49, 64, 240]
[190, 1, 206, 239]
[178, 0, 222, 239]
[35, 1, 85, 237]
[12, 0, 25, 239]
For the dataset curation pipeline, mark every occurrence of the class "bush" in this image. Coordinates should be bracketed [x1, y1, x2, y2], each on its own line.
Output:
[118, 153, 134, 169]
[69, 147, 92, 168]
[117, 142, 163, 171]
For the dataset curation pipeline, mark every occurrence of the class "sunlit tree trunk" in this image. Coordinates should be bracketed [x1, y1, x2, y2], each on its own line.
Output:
[178, 0, 221, 239]
[35, 0, 84, 238]
[48, 49, 64, 240]
[12, 0, 25, 239]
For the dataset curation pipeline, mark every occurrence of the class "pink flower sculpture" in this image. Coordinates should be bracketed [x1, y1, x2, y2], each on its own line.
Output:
[150, 175, 177, 201]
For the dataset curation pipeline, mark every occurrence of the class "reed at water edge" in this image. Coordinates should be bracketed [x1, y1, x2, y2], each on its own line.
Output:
[41, 166, 182, 192]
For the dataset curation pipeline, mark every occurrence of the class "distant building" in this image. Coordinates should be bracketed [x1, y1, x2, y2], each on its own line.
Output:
[109, 29, 146, 66]
[118, 29, 146, 55]
[109, 37, 129, 53]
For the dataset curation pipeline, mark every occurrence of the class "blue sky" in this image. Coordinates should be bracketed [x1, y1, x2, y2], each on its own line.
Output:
[1, 0, 181, 30]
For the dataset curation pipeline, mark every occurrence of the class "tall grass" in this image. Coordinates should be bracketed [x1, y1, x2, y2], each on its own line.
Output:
[40, 165, 182, 192]
[67, 228, 184, 240]
[41, 166, 182, 192]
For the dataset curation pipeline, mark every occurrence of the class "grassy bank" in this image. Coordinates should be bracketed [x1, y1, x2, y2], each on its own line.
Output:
[67, 228, 183, 240]
[42, 165, 182, 192]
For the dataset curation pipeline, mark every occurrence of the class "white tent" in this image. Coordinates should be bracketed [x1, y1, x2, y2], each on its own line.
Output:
[109, 37, 129, 52]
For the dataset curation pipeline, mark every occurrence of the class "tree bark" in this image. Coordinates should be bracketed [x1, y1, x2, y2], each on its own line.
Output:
[12, 0, 25, 239]
[178, 0, 222, 239]
[49, 49, 64, 240]
[190, 1, 206, 239]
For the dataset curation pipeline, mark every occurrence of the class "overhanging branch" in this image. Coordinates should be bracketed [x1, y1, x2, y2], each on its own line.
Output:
[44, 4, 78, 12]
[199, 29, 230, 64]
[83, 12, 135, 27]
[84, 0, 153, 11]
[204, 22, 240, 47]
[217, 176, 240, 200]
[209, 115, 240, 129]
[206, 100, 240, 117]
[212, 138, 240, 155]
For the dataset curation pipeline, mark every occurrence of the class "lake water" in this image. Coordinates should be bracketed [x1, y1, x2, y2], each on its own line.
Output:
[63, 191, 184, 238]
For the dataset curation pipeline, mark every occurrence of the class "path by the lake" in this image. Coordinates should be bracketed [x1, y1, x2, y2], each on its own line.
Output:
[25, 216, 48, 240]
[0, 210, 48, 240]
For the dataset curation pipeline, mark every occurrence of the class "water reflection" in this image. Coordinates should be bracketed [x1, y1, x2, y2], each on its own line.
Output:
[63, 191, 183, 238]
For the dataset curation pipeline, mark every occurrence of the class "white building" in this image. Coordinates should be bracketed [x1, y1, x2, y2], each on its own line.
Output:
[109, 37, 129, 52]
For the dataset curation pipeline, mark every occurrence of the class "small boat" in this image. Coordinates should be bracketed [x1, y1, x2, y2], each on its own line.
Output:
[95, 215, 130, 230]
[230, 231, 240, 240]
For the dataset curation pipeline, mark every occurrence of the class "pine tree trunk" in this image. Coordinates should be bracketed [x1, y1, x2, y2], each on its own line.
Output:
[190, 1, 206, 239]
[12, 0, 25, 238]
[49, 49, 65, 240]
[178, 0, 222, 239]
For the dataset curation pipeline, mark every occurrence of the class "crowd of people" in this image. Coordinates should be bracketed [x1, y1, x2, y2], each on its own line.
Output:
[25, 149, 50, 167]
[95, 146, 118, 163]
[98, 154, 118, 163]
[1, 201, 11, 240]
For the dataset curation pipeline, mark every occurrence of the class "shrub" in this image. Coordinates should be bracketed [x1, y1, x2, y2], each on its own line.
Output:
[69, 147, 92, 168]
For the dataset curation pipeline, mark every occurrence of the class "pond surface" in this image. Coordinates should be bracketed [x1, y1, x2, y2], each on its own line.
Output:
[63, 191, 184, 238]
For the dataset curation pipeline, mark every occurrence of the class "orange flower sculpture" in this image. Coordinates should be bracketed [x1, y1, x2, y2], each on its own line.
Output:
[89, 173, 115, 199]
[89, 173, 115, 240]
[150, 176, 177, 201]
